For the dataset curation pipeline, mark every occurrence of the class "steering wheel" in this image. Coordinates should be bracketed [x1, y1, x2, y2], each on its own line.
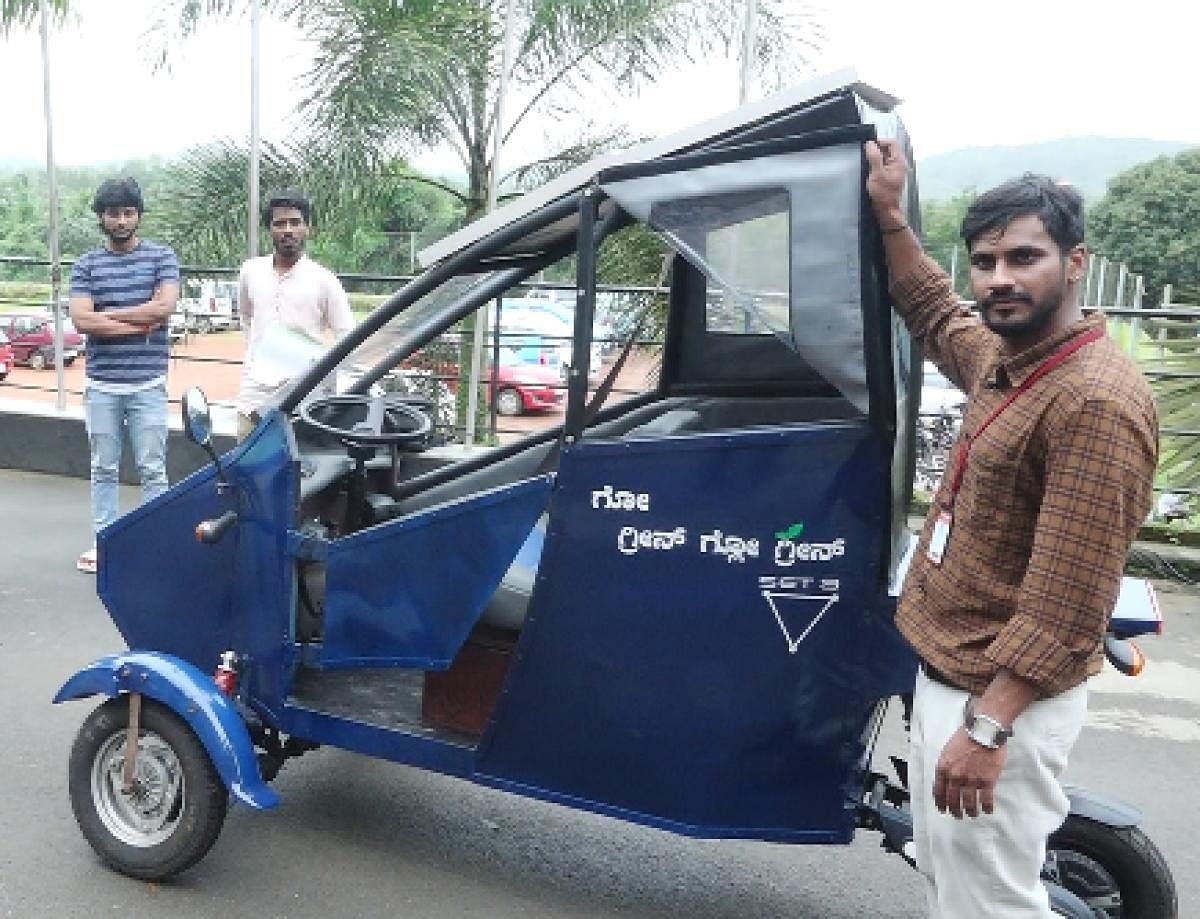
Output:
[298, 393, 432, 447]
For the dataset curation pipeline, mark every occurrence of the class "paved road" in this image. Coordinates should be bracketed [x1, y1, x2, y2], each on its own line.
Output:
[1, 468, 1196, 918]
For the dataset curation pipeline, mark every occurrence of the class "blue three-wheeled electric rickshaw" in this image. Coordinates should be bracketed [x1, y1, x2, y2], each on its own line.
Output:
[55, 74, 1176, 917]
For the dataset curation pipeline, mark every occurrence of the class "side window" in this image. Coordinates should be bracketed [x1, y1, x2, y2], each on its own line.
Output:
[602, 142, 867, 410]
[589, 224, 670, 416]
[703, 191, 791, 337]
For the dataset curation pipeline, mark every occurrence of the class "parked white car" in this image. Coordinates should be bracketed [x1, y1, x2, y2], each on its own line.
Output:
[920, 361, 965, 416]
[493, 300, 602, 380]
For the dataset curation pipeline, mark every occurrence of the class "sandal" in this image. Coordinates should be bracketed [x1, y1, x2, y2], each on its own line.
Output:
[76, 546, 97, 574]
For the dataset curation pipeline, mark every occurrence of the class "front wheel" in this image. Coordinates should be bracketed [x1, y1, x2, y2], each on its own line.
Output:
[28, 351, 47, 370]
[1046, 814, 1177, 918]
[68, 696, 228, 880]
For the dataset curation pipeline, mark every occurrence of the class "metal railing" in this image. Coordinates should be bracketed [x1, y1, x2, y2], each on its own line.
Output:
[6, 253, 1198, 511]
[0, 255, 667, 441]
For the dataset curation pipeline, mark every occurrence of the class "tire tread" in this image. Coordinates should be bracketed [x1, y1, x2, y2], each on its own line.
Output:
[68, 697, 228, 881]
[1048, 814, 1177, 919]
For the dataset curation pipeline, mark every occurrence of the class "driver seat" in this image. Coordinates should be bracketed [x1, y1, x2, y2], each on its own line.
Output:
[479, 516, 546, 631]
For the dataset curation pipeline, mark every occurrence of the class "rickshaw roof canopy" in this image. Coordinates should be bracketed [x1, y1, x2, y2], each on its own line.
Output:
[417, 68, 899, 269]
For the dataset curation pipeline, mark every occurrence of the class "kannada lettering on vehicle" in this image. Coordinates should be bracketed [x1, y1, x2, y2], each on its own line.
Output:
[774, 537, 845, 566]
[617, 526, 687, 555]
[699, 529, 760, 563]
[591, 484, 651, 512]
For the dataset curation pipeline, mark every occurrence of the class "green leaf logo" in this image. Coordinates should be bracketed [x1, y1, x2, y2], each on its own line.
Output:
[774, 522, 805, 541]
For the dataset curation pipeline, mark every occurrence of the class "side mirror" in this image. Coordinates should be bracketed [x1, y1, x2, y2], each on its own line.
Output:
[182, 387, 212, 446]
[182, 386, 231, 493]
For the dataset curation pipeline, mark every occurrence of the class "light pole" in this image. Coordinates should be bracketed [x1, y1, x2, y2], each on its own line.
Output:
[738, 0, 759, 105]
[248, 0, 261, 258]
[464, 0, 519, 447]
[39, 0, 64, 411]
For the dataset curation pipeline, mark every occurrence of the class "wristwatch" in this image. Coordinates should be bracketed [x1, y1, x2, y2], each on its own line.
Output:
[963, 697, 1013, 749]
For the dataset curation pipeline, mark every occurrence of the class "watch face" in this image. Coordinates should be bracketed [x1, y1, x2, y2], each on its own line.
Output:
[975, 721, 1001, 747]
[963, 698, 1009, 747]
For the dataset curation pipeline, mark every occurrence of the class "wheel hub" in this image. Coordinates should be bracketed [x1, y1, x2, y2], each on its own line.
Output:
[1046, 848, 1122, 918]
[92, 730, 186, 847]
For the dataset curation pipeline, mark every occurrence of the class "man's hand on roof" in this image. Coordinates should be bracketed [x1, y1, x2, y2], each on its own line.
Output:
[863, 139, 909, 228]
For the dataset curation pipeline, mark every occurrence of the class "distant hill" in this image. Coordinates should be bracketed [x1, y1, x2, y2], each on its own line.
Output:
[916, 137, 1196, 202]
[0, 157, 39, 172]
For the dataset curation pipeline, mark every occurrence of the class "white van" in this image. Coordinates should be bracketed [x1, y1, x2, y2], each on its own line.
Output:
[180, 279, 238, 333]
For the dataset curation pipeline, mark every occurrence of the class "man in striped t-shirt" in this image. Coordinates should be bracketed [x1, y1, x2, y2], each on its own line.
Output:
[69, 177, 180, 574]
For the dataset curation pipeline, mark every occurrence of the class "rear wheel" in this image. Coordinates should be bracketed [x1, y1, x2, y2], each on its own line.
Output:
[196, 317, 213, 334]
[68, 697, 228, 880]
[28, 351, 46, 370]
[1045, 815, 1177, 918]
[495, 386, 524, 417]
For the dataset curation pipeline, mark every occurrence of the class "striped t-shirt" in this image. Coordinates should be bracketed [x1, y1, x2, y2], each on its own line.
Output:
[70, 240, 180, 385]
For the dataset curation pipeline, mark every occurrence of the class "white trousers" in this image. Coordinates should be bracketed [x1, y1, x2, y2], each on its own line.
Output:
[909, 668, 1088, 918]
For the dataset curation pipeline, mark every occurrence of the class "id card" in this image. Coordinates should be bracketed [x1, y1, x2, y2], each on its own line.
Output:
[926, 509, 952, 565]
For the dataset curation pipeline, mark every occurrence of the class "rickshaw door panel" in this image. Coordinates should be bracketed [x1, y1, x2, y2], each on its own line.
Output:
[318, 476, 551, 669]
[476, 423, 890, 840]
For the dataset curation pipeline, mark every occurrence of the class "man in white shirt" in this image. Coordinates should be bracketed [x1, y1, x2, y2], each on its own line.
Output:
[236, 190, 355, 437]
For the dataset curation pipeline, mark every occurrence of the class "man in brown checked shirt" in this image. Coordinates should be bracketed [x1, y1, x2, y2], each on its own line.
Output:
[864, 139, 1158, 917]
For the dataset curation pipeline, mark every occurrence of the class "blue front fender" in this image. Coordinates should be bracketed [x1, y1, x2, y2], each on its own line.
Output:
[54, 651, 280, 810]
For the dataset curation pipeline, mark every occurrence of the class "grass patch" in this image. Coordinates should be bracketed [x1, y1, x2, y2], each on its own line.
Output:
[0, 280, 52, 311]
[349, 292, 388, 318]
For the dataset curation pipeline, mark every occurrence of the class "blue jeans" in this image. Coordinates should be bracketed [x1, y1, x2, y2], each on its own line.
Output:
[84, 384, 169, 537]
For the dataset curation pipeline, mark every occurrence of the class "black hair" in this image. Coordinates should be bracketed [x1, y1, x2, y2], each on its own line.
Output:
[961, 173, 1084, 253]
[262, 190, 312, 228]
[92, 177, 145, 215]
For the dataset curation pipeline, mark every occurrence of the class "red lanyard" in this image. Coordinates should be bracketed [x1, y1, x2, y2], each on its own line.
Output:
[946, 326, 1104, 507]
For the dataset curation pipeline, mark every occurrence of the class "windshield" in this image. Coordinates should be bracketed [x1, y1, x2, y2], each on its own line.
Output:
[334, 272, 492, 380]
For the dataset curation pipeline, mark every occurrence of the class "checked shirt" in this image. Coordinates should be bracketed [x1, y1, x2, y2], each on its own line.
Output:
[894, 256, 1158, 697]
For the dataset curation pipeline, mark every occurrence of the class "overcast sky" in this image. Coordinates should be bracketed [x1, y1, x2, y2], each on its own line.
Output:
[0, 0, 1196, 173]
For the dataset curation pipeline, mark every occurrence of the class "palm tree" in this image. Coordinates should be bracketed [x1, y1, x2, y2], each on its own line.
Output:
[151, 0, 823, 220]
[0, 0, 68, 30]
[3, 0, 73, 408]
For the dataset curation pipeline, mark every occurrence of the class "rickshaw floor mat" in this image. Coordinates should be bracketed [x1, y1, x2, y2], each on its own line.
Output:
[288, 667, 477, 748]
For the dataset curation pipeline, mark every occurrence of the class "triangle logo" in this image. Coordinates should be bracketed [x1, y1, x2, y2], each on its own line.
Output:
[762, 591, 839, 654]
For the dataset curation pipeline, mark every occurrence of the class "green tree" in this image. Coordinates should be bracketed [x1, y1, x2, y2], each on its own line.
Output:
[1, 0, 73, 291]
[1087, 150, 1200, 505]
[1089, 148, 1200, 304]
[153, 141, 465, 272]
[919, 191, 974, 297]
[0, 160, 176, 263]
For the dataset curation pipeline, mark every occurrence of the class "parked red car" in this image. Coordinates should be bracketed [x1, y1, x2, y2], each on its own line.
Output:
[0, 329, 14, 381]
[400, 343, 564, 417]
[490, 346, 564, 416]
[0, 312, 84, 370]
